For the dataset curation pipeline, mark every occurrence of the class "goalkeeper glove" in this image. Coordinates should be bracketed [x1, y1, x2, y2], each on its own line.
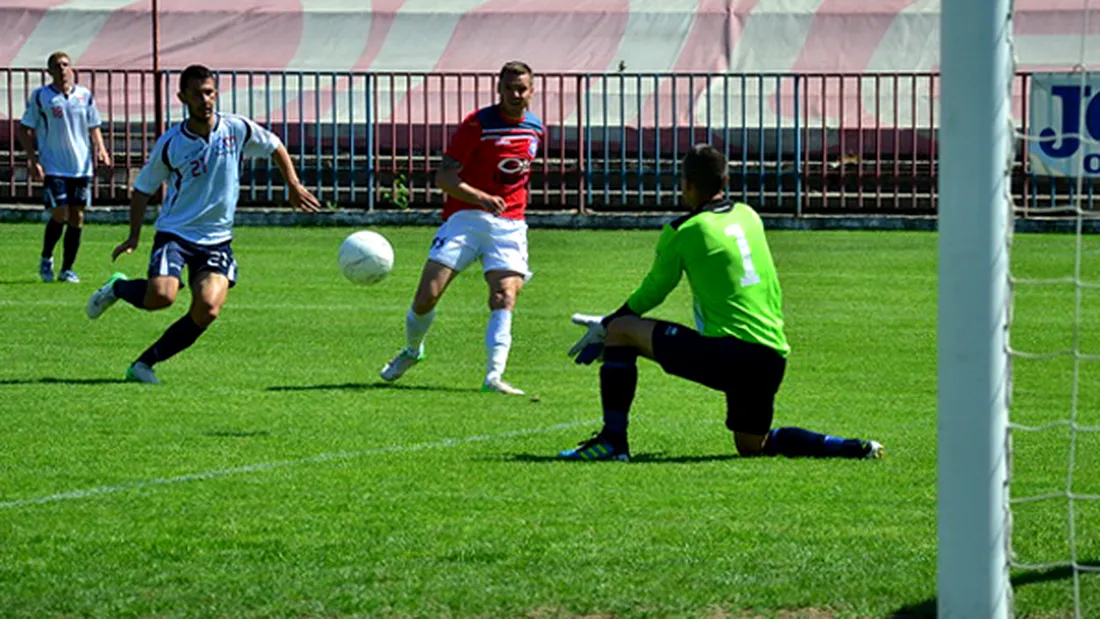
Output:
[567, 313, 606, 365]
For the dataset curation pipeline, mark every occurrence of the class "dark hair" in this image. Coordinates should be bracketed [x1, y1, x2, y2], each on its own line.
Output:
[46, 51, 70, 70]
[682, 144, 727, 197]
[179, 64, 215, 92]
[499, 61, 533, 82]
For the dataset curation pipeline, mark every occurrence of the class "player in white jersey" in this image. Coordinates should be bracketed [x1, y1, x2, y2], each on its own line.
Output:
[17, 51, 111, 283]
[84, 64, 320, 385]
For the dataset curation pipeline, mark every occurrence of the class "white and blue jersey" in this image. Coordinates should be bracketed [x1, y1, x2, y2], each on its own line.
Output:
[134, 113, 282, 246]
[20, 84, 102, 178]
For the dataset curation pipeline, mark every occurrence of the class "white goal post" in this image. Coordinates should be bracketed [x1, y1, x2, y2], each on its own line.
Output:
[937, 0, 1014, 617]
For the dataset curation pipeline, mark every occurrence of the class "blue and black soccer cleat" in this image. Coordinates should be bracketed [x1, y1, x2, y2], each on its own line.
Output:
[558, 431, 630, 461]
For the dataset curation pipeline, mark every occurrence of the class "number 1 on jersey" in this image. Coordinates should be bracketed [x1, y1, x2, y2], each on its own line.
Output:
[725, 223, 761, 286]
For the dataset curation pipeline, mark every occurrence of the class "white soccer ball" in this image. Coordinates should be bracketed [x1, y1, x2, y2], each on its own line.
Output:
[338, 230, 394, 285]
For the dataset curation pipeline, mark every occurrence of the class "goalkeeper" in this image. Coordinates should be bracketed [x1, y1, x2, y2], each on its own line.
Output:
[560, 144, 884, 462]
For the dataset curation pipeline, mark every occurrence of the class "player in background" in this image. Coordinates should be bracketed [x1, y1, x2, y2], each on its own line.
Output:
[17, 51, 111, 283]
[84, 64, 320, 384]
[379, 61, 544, 395]
[560, 144, 884, 461]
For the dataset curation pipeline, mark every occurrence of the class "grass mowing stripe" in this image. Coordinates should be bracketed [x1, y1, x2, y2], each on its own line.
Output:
[0, 299, 596, 315]
[0, 420, 593, 511]
[2, 225, 1094, 616]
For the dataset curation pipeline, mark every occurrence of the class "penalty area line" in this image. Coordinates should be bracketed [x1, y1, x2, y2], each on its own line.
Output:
[0, 420, 591, 511]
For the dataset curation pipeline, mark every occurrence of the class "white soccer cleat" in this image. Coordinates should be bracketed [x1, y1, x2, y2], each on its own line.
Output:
[481, 378, 526, 396]
[125, 361, 161, 385]
[380, 347, 423, 382]
[87, 273, 126, 319]
[39, 257, 54, 283]
[58, 269, 80, 283]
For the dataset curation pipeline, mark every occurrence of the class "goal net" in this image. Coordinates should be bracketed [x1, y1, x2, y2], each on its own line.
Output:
[939, 1, 1099, 617]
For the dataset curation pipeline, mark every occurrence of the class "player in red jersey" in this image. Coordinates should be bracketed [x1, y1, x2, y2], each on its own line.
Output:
[380, 61, 544, 395]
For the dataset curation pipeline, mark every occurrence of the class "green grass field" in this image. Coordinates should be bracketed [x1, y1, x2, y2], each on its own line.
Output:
[0, 222, 1096, 618]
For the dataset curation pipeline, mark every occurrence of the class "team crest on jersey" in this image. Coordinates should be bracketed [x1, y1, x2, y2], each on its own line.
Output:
[215, 135, 239, 154]
[50, 105, 63, 118]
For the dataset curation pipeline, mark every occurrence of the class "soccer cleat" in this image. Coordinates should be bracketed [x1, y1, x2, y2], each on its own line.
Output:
[125, 362, 161, 385]
[558, 431, 630, 462]
[86, 272, 126, 319]
[39, 257, 54, 283]
[380, 347, 423, 382]
[862, 440, 885, 460]
[58, 269, 80, 283]
[481, 378, 526, 396]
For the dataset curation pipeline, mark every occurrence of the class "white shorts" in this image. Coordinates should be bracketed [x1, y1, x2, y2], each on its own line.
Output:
[427, 209, 531, 279]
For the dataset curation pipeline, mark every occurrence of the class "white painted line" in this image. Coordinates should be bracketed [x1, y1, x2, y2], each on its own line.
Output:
[0, 420, 593, 510]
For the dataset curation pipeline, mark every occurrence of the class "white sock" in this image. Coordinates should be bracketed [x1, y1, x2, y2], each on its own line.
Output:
[484, 309, 513, 383]
[405, 307, 435, 354]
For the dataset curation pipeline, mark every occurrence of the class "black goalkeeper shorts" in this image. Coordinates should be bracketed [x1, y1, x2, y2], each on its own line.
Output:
[651, 320, 786, 435]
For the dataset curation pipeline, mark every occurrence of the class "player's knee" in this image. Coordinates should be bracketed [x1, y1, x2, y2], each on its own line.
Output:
[411, 293, 439, 315]
[67, 207, 84, 226]
[191, 303, 220, 327]
[145, 292, 174, 310]
[605, 315, 640, 347]
[50, 207, 67, 223]
[488, 288, 515, 311]
[145, 285, 177, 310]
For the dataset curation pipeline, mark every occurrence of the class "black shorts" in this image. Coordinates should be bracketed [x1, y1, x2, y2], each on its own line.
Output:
[43, 176, 91, 209]
[651, 320, 786, 435]
[147, 232, 238, 288]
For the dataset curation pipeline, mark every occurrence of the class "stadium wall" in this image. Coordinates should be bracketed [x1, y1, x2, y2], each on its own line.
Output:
[1, 1, 1096, 215]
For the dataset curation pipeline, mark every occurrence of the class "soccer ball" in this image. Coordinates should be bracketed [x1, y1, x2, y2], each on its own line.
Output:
[338, 230, 394, 285]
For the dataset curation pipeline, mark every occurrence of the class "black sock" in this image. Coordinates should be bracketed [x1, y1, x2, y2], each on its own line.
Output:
[763, 427, 866, 458]
[42, 219, 64, 259]
[600, 346, 638, 444]
[61, 225, 82, 271]
[113, 279, 148, 309]
[137, 315, 206, 367]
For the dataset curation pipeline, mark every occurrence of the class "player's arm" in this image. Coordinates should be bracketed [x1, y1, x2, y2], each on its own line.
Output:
[87, 95, 110, 166]
[607, 225, 685, 323]
[15, 124, 41, 180]
[241, 118, 320, 213]
[271, 145, 320, 212]
[89, 127, 110, 167]
[17, 95, 43, 180]
[112, 188, 153, 260]
[435, 155, 504, 214]
[435, 117, 506, 214]
[114, 136, 171, 259]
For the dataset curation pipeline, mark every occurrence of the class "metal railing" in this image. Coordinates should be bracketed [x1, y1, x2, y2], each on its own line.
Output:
[0, 68, 1082, 216]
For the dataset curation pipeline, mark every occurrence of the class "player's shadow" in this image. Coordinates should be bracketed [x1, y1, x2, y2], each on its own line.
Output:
[266, 382, 474, 394]
[888, 560, 1098, 618]
[0, 279, 44, 285]
[0, 377, 129, 386]
[501, 452, 741, 464]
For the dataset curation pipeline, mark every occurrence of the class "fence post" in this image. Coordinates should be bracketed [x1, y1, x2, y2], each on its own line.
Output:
[576, 74, 586, 215]
[151, 0, 163, 137]
[366, 72, 375, 212]
[794, 74, 803, 217]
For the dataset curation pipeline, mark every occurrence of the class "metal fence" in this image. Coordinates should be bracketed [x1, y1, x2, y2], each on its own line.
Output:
[0, 68, 1082, 216]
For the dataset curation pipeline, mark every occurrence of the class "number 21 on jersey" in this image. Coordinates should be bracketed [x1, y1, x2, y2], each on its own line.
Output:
[189, 158, 208, 178]
[725, 223, 761, 286]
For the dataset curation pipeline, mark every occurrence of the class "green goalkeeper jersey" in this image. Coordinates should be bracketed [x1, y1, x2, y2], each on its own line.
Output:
[625, 199, 790, 357]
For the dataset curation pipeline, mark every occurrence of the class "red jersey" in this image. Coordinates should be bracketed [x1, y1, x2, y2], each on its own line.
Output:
[442, 105, 544, 221]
